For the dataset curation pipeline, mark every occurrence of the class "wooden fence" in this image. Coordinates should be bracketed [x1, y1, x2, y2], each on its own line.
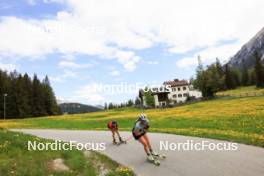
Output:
[216, 91, 264, 98]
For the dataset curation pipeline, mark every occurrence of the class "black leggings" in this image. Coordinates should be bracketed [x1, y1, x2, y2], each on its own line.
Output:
[132, 131, 146, 140]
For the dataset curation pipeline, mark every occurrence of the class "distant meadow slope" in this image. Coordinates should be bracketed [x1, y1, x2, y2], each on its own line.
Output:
[1, 91, 264, 147]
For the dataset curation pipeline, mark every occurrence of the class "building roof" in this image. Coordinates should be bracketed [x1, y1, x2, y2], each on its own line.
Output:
[163, 79, 189, 87]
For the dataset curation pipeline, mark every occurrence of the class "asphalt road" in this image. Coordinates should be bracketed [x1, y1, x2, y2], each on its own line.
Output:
[11, 129, 264, 176]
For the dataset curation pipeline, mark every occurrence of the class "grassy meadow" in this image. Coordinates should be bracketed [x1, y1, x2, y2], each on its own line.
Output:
[1, 92, 264, 147]
[0, 129, 134, 176]
[216, 86, 264, 96]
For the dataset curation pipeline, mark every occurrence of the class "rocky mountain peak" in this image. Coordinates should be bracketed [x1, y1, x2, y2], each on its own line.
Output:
[229, 27, 264, 68]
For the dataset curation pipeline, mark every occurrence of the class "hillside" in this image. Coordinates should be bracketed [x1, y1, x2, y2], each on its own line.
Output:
[216, 86, 264, 96]
[59, 103, 102, 114]
[229, 27, 264, 68]
[1, 95, 264, 147]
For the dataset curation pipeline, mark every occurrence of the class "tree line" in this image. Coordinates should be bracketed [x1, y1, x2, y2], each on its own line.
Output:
[104, 97, 142, 110]
[193, 52, 264, 97]
[0, 70, 61, 119]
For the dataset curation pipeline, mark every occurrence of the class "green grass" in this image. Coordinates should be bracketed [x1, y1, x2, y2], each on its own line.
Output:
[216, 86, 264, 96]
[1, 91, 264, 147]
[0, 129, 134, 176]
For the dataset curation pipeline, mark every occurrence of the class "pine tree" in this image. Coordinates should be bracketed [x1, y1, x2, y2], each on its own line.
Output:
[108, 102, 114, 109]
[255, 52, 264, 88]
[15, 74, 31, 118]
[248, 68, 256, 85]
[104, 102, 108, 110]
[135, 97, 141, 106]
[215, 58, 224, 76]
[232, 68, 242, 87]
[0, 70, 15, 119]
[193, 56, 210, 97]
[42, 76, 60, 115]
[0, 70, 8, 118]
[32, 74, 47, 117]
[224, 64, 236, 89]
[126, 99, 134, 107]
[215, 58, 225, 90]
[22, 73, 33, 117]
[0, 69, 60, 119]
[242, 59, 249, 86]
[7, 71, 20, 118]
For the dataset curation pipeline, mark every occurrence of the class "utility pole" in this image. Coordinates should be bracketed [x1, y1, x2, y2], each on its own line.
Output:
[3, 94, 7, 120]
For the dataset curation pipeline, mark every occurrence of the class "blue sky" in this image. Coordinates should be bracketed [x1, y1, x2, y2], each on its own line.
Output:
[0, 0, 263, 105]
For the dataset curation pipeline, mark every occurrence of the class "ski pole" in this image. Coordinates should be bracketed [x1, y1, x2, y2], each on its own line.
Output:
[125, 135, 133, 142]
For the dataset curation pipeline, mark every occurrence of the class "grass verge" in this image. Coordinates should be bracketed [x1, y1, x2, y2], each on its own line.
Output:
[0, 129, 134, 176]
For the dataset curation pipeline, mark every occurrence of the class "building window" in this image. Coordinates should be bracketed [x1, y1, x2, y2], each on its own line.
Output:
[183, 87, 187, 90]
[178, 94, 182, 97]
[160, 102, 166, 106]
[183, 93, 188, 97]
[173, 94, 177, 98]
[178, 87, 181, 91]
[172, 88, 176, 92]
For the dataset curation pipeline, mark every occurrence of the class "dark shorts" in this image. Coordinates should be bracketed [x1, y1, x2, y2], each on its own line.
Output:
[132, 131, 146, 140]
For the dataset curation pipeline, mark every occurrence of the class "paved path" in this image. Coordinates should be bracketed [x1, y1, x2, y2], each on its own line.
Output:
[11, 129, 264, 176]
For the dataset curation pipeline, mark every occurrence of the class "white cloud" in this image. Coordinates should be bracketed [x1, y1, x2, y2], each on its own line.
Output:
[1, 0, 264, 71]
[27, 0, 64, 5]
[69, 83, 105, 105]
[176, 42, 242, 68]
[61, 54, 75, 61]
[27, 0, 37, 5]
[0, 62, 17, 72]
[168, 45, 195, 54]
[62, 70, 76, 78]
[58, 60, 92, 69]
[176, 57, 199, 69]
[110, 70, 120, 76]
[50, 70, 77, 83]
[43, 0, 64, 3]
[146, 61, 159, 65]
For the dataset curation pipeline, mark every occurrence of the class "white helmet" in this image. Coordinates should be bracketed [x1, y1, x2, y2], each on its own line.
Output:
[138, 113, 148, 122]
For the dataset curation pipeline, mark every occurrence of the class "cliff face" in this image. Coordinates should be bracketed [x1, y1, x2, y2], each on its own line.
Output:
[229, 27, 264, 68]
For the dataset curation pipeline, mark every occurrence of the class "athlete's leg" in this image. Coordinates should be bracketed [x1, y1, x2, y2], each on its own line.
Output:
[138, 137, 150, 154]
[142, 134, 153, 151]
[116, 130, 121, 138]
[111, 129, 116, 143]
[116, 130, 124, 142]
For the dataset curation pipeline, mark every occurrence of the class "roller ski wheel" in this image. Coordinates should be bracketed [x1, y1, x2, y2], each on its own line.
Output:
[117, 141, 127, 145]
[153, 154, 166, 160]
[151, 152, 166, 160]
[148, 158, 160, 166]
[147, 155, 160, 166]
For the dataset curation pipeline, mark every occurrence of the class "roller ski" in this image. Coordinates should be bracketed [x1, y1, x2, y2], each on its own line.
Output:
[112, 139, 117, 145]
[115, 137, 127, 145]
[117, 140, 127, 145]
[147, 155, 160, 166]
[151, 151, 166, 160]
